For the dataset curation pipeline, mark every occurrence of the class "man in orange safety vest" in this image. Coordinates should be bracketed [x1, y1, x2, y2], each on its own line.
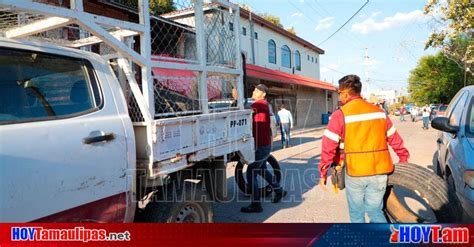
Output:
[319, 75, 410, 223]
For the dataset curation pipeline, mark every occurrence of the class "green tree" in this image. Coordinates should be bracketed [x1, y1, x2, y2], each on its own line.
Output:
[238, 3, 251, 11]
[260, 13, 283, 28]
[287, 26, 296, 35]
[424, 0, 473, 72]
[150, 0, 176, 14]
[408, 52, 474, 104]
[121, 0, 176, 14]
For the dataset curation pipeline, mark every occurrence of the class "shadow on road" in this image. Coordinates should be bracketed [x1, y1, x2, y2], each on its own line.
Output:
[272, 136, 321, 152]
[214, 152, 322, 223]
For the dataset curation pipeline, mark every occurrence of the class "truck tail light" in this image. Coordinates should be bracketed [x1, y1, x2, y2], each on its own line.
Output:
[463, 170, 474, 189]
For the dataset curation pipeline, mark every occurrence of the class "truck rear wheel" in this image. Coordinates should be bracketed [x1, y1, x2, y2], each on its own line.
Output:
[385, 163, 461, 223]
[235, 154, 282, 197]
[139, 181, 213, 223]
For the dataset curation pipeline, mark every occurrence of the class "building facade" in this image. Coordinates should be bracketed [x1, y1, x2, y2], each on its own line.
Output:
[238, 8, 337, 127]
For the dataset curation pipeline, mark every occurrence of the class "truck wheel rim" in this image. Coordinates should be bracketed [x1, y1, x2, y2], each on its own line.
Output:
[175, 203, 205, 223]
[386, 186, 437, 223]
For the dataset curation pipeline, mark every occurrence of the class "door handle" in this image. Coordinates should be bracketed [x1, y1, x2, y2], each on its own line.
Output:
[83, 131, 115, 144]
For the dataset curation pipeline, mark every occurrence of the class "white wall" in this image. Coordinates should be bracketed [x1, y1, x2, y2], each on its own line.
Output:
[239, 17, 321, 80]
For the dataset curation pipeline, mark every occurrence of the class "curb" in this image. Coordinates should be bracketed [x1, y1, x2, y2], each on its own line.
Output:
[283, 125, 327, 137]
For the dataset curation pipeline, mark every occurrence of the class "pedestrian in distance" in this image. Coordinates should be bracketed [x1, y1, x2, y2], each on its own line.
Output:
[422, 108, 430, 130]
[382, 99, 389, 114]
[277, 104, 293, 148]
[319, 75, 410, 223]
[241, 84, 287, 213]
[410, 107, 418, 122]
[399, 105, 406, 122]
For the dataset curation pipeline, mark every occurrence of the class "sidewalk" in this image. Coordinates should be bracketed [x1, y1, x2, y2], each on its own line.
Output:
[275, 124, 327, 139]
[292, 125, 327, 135]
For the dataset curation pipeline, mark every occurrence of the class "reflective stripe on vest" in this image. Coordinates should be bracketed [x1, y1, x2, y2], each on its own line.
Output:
[341, 99, 393, 176]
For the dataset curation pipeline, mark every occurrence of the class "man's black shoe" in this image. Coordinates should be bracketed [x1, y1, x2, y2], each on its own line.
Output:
[272, 189, 287, 203]
[240, 203, 263, 213]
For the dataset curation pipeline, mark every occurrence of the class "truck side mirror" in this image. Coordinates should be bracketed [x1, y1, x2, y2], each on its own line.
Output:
[431, 117, 459, 134]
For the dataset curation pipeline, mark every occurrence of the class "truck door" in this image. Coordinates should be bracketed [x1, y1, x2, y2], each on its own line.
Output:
[0, 46, 129, 222]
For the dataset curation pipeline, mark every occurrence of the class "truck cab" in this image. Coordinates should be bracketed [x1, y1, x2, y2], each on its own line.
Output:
[0, 39, 135, 222]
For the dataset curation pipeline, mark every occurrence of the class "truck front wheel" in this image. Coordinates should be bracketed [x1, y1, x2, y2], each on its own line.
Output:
[139, 181, 213, 223]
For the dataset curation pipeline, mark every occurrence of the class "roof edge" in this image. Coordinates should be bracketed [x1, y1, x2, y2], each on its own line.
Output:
[239, 8, 325, 55]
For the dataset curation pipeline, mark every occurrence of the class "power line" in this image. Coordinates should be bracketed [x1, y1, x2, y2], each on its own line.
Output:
[288, 0, 363, 54]
[323, 66, 347, 75]
[307, 0, 367, 48]
[318, 0, 369, 46]
[287, 0, 319, 24]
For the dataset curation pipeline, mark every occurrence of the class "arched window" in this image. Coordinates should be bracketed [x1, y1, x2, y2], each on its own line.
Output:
[295, 50, 301, 71]
[281, 45, 291, 68]
[268, 39, 276, 64]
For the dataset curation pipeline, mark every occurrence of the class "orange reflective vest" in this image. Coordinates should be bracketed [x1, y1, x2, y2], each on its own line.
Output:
[340, 98, 393, 176]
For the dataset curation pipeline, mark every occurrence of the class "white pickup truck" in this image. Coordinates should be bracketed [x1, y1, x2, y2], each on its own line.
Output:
[0, 0, 254, 223]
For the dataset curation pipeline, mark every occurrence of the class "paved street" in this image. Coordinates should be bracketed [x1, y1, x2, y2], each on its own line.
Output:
[213, 116, 439, 222]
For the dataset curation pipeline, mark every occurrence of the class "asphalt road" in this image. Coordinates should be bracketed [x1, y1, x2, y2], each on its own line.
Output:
[213, 115, 440, 223]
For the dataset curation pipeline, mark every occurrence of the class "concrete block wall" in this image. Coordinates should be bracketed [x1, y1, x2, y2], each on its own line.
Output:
[295, 87, 326, 128]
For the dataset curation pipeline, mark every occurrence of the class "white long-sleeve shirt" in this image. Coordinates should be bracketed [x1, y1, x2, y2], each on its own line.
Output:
[278, 108, 293, 128]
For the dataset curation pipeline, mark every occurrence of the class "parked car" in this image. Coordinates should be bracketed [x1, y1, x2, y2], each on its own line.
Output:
[430, 104, 441, 120]
[431, 85, 474, 221]
[435, 104, 449, 117]
[394, 109, 401, 116]
[405, 103, 415, 114]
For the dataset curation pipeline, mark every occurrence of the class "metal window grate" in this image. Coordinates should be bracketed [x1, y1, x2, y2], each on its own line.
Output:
[207, 72, 238, 111]
[1, 0, 242, 122]
[153, 70, 201, 118]
[150, 0, 197, 63]
[204, 5, 236, 68]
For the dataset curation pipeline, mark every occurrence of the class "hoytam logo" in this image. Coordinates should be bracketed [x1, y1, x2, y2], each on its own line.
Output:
[390, 225, 469, 244]
[11, 227, 131, 242]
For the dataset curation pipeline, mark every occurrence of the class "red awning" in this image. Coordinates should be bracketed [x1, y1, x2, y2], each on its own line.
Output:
[246, 64, 336, 91]
[151, 56, 222, 100]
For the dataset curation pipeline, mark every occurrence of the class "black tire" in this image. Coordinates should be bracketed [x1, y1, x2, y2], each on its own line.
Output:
[235, 154, 282, 197]
[446, 171, 455, 193]
[385, 163, 461, 223]
[138, 181, 213, 223]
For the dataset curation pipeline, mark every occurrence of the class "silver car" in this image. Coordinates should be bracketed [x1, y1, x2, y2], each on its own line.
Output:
[432, 85, 474, 221]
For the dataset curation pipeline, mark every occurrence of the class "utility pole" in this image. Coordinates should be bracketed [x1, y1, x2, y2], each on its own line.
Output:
[364, 48, 370, 98]
[249, 10, 256, 64]
[464, 66, 470, 87]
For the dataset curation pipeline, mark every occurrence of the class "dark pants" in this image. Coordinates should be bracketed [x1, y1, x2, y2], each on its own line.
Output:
[280, 123, 291, 148]
[246, 145, 280, 202]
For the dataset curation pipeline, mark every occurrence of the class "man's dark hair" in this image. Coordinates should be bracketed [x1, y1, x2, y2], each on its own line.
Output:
[280, 104, 286, 109]
[338, 74, 362, 95]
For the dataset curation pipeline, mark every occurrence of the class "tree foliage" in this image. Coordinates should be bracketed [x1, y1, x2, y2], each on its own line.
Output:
[238, 3, 251, 11]
[260, 13, 283, 28]
[424, 0, 473, 71]
[287, 26, 297, 35]
[408, 52, 474, 104]
[150, 0, 176, 14]
[121, 0, 176, 14]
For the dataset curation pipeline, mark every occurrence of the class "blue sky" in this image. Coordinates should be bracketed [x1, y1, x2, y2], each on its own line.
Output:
[235, 0, 439, 92]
